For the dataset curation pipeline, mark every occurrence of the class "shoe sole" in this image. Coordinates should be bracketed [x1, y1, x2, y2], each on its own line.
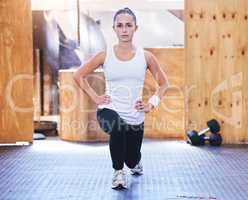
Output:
[130, 169, 143, 175]
[112, 183, 128, 190]
[131, 171, 143, 176]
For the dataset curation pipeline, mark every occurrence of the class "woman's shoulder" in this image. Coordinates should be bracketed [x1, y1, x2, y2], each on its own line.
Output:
[91, 50, 106, 63]
[142, 49, 159, 67]
[137, 45, 149, 57]
[93, 46, 114, 67]
[80, 50, 106, 68]
[143, 49, 152, 60]
[94, 49, 106, 57]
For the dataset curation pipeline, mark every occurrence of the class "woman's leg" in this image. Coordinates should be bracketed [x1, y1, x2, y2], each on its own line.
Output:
[96, 108, 127, 170]
[124, 122, 144, 169]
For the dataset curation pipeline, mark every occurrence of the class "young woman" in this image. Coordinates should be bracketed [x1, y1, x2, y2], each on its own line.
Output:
[74, 7, 168, 189]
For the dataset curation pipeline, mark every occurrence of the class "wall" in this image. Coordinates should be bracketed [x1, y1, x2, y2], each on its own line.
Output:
[0, 0, 34, 143]
[144, 48, 185, 139]
[185, 0, 248, 144]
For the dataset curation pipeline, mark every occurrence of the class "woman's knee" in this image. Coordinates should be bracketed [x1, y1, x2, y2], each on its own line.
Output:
[96, 108, 123, 134]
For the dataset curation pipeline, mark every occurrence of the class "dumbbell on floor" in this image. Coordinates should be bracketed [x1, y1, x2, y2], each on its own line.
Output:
[205, 133, 222, 146]
[187, 119, 221, 146]
[187, 132, 223, 146]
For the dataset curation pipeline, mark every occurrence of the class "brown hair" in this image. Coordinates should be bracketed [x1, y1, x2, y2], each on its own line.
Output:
[113, 7, 137, 26]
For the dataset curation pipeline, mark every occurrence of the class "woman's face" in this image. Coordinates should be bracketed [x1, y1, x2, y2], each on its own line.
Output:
[113, 13, 137, 43]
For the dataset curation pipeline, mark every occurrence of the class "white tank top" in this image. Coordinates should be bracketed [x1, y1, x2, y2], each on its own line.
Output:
[98, 45, 147, 125]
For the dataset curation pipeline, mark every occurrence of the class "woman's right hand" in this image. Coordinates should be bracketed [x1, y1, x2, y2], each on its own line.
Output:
[94, 95, 112, 105]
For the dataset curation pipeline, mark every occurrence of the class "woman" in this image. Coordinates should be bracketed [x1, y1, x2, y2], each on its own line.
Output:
[74, 7, 168, 189]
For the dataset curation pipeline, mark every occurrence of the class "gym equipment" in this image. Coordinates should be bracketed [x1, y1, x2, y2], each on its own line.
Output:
[187, 132, 223, 146]
[208, 133, 222, 146]
[187, 119, 221, 146]
[187, 130, 205, 145]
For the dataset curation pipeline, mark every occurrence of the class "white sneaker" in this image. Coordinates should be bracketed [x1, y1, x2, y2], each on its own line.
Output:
[111, 169, 128, 189]
[130, 161, 143, 175]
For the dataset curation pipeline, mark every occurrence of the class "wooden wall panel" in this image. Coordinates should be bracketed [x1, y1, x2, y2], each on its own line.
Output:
[185, 0, 248, 144]
[59, 69, 109, 142]
[144, 48, 185, 139]
[0, 0, 33, 143]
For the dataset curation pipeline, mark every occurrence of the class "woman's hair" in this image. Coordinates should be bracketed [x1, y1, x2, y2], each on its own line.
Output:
[113, 7, 137, 26]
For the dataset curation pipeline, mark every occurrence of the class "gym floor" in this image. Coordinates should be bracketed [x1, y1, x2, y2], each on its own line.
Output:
[0, 137, 247, 200]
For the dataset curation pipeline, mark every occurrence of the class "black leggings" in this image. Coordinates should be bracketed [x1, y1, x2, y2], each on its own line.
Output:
[96, 108, 144, 170]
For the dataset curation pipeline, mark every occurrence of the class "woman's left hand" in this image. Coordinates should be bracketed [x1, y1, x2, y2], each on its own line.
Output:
[134, 99, 153, 113]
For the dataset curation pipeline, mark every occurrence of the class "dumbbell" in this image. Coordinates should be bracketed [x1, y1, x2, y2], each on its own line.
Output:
[187, 132, 223, 146]
[187, 119, 221, 146]
[205, 133, 222, 146]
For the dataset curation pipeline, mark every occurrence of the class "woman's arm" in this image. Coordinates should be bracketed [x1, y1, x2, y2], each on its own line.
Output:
[135, 50, 169, 112]
[144, 50, 169, 101]
[73, 51, 111, 104]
